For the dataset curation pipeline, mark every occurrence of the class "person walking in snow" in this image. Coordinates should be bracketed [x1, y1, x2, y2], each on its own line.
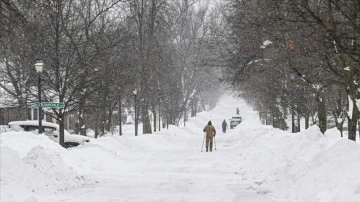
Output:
[236, 108, 240, 115]
[222, 119, 228, 133]
[203, 121, 216, 152]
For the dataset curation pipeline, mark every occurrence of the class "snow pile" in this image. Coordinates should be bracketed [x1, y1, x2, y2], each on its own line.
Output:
[234, 121, 360, 202]
[0, 125, 9, 134]
[0, 132, 96, 202]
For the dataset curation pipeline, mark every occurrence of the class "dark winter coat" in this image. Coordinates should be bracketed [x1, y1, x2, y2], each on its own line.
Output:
[203, 124, 216, 137]
[222, 121, 227, 129]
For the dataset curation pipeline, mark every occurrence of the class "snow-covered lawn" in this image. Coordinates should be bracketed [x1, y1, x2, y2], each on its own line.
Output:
[1, 95, 360, 202]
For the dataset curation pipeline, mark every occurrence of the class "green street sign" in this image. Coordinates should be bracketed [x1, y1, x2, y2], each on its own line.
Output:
[31, 102, 64, 108]
[42, 102, 64, 108]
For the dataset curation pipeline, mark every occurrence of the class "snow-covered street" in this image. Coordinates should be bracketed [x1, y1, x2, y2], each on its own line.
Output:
[1, 95, 360, 202]
[42, 132, 271, 202]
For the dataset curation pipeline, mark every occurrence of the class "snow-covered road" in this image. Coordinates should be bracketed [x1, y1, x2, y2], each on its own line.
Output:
[33, 95, 271, 202]
[45, 141, 270, 201]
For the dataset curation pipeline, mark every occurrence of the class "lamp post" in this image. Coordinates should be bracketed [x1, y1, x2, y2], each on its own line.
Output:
[133, 89, 138, 136]
[35, 59, 44, 134]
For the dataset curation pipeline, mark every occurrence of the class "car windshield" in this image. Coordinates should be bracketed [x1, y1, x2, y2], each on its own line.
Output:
[43, 126, 56, 136]
[10, 124, 57, 136]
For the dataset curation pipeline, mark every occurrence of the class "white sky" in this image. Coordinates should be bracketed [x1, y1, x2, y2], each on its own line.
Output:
[1, 94, 360, 202]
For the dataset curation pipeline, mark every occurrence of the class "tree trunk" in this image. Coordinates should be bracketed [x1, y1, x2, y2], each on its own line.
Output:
[59, 111, 65, 147]
[95, 109, 99, 138]
[153, 106, 156, 132]
[305, 115, 309, 129]
[100, 106, 106, 135]
[348, 117, 357, 141]
[317, 93, 327, 134]
[347, 99, 359, 141]
[158, 104, 161, 131]
[106, 106, 112, 132]
[77, 97, 87, 136]
[142, 104, 152, 134]
[339, 53, 358, 140]
[291, 107, 295, 133]
[337, 123, 343, 137]
[184, 108, 186, 127]
[358, 120, 360, 140]
[297, 114, 301, 132]
[119, 95, 122, 136]
[191, 99, 196, 117]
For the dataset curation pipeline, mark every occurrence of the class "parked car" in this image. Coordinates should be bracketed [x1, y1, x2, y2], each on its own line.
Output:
[8, 120, 89, 148]
[230, 116, 242, 129]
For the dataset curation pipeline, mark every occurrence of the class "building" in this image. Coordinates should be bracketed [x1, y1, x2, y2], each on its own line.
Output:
[0, 106, 77, 131]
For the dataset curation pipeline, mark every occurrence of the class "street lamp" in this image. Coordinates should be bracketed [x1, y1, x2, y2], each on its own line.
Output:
[133, 89, 138, 136]
[35, 59, 44, 134]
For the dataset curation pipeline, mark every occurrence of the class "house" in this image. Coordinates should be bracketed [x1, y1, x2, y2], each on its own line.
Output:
[0, 106, 77, 131]
[0, 107, 28, 125]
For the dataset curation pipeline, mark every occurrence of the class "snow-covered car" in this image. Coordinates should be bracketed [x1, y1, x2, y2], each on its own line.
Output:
[230, 116, 242, 129]
[8, 120, 90, 148]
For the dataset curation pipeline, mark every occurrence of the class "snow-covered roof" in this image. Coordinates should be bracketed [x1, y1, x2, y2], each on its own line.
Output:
[8, 120, 59, 129]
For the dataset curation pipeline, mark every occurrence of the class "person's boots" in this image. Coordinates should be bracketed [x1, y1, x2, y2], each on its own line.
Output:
[206, 148, 208, 152]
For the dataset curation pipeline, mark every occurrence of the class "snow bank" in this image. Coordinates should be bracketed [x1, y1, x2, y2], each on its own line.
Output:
[0, 132, 96, 202]
[0, 125, 9, 134]
[234, 123, 360, 202]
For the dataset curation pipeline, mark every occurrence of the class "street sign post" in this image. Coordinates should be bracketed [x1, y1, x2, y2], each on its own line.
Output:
[31, 102, 64, 108]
